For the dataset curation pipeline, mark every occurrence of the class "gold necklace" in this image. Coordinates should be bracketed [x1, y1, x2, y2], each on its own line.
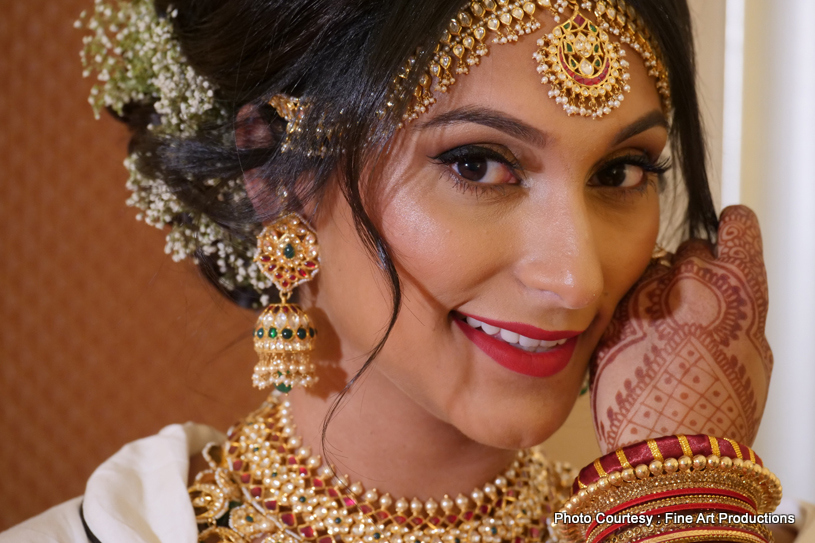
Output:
[189, 395, 572, 543]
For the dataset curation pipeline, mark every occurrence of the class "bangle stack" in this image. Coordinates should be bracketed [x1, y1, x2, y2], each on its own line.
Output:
[552, 435, 782, 543]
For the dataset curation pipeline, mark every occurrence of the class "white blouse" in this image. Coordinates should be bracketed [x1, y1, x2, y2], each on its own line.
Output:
[0, 423, 223, 543]
[2, 423, 813, 543]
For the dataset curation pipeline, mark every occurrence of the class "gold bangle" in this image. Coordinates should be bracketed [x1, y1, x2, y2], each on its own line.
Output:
[554, 453, 781, 543]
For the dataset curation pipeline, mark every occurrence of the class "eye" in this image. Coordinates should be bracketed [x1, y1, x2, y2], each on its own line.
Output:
[593, 163, 645, 188]
[452, 156, 514, 184]
[433, 144, 522, 186]
[589, 154, 671, 190]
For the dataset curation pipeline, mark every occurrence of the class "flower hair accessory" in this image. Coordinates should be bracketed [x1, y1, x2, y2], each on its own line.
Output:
[78, 0, 273, 305]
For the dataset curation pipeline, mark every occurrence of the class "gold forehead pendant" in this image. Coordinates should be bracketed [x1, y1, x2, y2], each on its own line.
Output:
[397, 0, 670, 124]
[535, 9, 629, 118]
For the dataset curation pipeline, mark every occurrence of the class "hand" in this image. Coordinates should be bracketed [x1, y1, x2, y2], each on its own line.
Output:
[591, 206, 772, 454]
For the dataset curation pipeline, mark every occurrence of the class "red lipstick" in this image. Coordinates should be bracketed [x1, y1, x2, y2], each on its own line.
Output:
[454, 314, 580, 378]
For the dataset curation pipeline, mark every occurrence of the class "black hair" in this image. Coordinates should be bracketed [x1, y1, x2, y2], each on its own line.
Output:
[116, 0, 717, 449]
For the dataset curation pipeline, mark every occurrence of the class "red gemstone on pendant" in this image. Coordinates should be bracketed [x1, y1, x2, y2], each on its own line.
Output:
[447, 515, 458, 524]
[377, 511, 389, 520]
[278, 446, 286, 453]
[288, 456, 298, 465]
[305, 261, 316, 268]
[328, 489, 339, 497]
[271, 433, 279, 440]
[260, 255, 272, 262]
[299, 269, 308, 277]
[319, 537, 333, 543]
[429, 517, 441, 525]
[479, 505, 489, 515]
[281, 513, 295, 526]
[241, 473, 251, 484]
[574, 13, 585, 25]
[275, 272, 282, 279]
[270, 267, 277, 273]
[395, 516, 407, 525]
[251, 487, 262, 497]
[495, 499, 503, 507]
[282, 281, 289, 288]
[411, 518, 423, 526]
[232, 460, 243, 470]
[228, 445, 237, 454]
[514, 538, 524, 543]
[301, 527, 315, 538]
[265, 500, 277, 510]
[359, 505, 373, 514]
[530, 528, 541, 538]
[343, 497, 356, 508]
[313, 478, 324, 488]
[299, 467, 308, 476]
[463, 512, 474, 521]
[507, 490, 516, 497]
[283, 307, 289, 313]
[289, 275, 296, 281]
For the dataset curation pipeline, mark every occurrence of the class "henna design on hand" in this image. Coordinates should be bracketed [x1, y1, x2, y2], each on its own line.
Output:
[591, 206, 772, 454]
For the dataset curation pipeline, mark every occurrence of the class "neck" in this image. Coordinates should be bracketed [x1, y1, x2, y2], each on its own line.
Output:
[286, 366, 516, 501]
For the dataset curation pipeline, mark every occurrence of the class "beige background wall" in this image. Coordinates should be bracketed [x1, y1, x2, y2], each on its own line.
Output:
[0, 0, 734, 529]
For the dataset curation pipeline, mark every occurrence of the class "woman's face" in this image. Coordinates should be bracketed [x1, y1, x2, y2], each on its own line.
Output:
[305, 15, 667, 450]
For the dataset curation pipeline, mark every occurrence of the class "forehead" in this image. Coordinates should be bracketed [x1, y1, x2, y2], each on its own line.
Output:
[417, 11, 665, 143]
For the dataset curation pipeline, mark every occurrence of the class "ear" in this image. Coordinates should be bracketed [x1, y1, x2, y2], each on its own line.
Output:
[236, 103, 318, 223]
[236, 103, 280, 220]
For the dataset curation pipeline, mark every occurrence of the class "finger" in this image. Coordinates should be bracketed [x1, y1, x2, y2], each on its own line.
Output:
[674, 237, 715, 262]
[716, 205, 765, 267]
[639, 255, 673, 282]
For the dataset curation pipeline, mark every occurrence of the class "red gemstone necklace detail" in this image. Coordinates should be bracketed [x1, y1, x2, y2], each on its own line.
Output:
[188, 395, 571, 543]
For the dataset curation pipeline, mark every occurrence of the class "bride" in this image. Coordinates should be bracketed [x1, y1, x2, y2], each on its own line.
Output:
[2, 0, 787, 541]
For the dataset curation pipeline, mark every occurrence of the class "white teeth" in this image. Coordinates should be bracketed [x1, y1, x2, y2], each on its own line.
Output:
[499, 328, 520, 343]
[462, 315, 573, 351]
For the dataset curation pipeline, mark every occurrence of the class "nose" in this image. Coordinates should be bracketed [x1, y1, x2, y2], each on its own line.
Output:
[514, 194, 604, 310]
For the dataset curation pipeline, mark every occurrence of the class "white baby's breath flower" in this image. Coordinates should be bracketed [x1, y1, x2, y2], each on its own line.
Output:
[79, 0, 267, 305]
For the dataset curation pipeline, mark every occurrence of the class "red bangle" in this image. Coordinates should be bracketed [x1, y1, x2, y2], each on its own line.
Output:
[552, 434, 782, 543]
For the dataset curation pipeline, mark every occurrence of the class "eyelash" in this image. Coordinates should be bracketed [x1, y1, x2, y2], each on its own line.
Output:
[432, 144, 524, 197]
[593, 153, 673, 195]
[432, 145, 671, 198]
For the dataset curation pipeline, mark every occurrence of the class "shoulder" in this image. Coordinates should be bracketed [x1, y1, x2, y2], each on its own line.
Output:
[0, 423, 224, 543]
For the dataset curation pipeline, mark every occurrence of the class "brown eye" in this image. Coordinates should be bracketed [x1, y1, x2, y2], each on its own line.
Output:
[451, 157, 515, 185]
[593, 163, 645, 188]
[454, 158, 489, 181]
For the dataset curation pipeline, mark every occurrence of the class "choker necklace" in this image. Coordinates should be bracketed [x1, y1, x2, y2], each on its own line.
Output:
[188, 395, 572, 543]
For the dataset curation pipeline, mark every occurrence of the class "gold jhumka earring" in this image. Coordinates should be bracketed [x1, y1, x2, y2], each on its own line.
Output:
[253, 213, 320, 392]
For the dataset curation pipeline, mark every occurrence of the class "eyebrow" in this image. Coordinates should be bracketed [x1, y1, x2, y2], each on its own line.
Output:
[416, 106, 668, 148]
[416, 106, 548, 147]
[612, 110, 669, 145]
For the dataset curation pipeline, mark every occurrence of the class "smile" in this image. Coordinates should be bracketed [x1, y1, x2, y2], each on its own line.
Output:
[463, 316, 570, 352]
[454, 312, 581, 378]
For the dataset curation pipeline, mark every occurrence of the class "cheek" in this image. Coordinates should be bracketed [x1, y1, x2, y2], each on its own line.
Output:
[592, 191, 661, 329]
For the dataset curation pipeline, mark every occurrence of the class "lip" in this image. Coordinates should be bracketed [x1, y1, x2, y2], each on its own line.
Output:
[454, 317, 579, 378]
[457, 312, 582, 342]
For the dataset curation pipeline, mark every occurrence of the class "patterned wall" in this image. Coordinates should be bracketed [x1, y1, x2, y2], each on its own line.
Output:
[0, 0, 267, 528]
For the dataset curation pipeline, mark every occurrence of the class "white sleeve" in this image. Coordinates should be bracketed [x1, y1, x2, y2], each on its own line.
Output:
[0, 497, 88, 543]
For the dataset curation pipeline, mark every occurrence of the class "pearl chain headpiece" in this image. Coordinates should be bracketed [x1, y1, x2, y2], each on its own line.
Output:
[391, 0, 670, 123]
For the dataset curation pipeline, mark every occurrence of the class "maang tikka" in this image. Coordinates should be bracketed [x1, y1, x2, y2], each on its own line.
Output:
[253, 213, 320, 392]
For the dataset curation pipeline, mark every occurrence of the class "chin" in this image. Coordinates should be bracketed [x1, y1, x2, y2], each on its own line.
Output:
[446, 382, 582, 450]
